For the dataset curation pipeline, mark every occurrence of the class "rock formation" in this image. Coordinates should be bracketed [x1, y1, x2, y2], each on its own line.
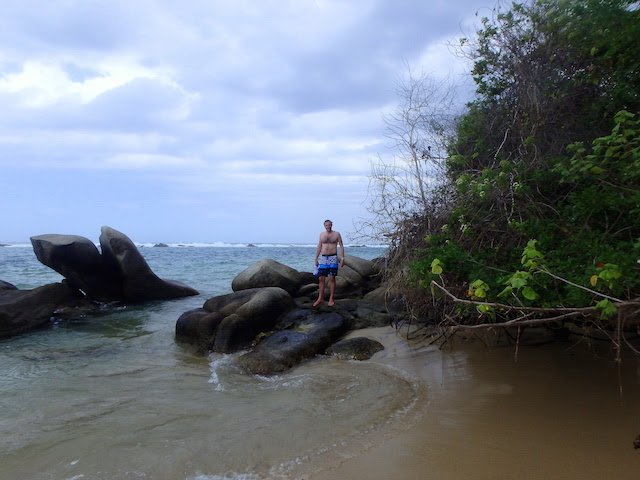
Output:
[237, 313, 350, 374]
[176, 287, 294, 352]
[231, 258, 302, 295]
[0, 281, 83, 338]
[30, 234, 122, 301]
[30, 226, 199, 303]
[326, 337, 385, 360]
[176, 255, 404, 374]
[99, 226, 198, 302]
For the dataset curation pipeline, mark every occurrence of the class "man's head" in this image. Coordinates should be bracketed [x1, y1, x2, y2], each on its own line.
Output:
[324, 220, 333, 231]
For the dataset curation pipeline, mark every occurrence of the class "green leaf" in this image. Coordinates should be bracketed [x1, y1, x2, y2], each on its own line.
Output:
[498, 286, 513, 297]
[476, 304, 492, 315]
[595, 299, 617, 318]
[431, 258, 443, 275]
[522, 286, 538, 300]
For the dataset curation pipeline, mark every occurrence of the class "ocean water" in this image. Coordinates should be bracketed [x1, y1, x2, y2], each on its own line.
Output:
[3, 244, 640, 480]
[1, 243, 416, 480]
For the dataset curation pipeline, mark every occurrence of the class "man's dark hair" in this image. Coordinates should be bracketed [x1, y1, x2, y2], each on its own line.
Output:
[324, 219, 332, 224]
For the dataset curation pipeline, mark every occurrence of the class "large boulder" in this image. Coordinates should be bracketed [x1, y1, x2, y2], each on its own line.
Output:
[352, 286, 406, 328]
[0, 282, 82, 338]
[237, 312, 350, 374]
[30, 227, 199, 303]
[344, 254, 380, 278]
[231, 258, 302, 295]
[99, 226, 199, 302]
[30, 234, 122, 301]
[336, 264, 365, 288]
[176, 287, 294, 353]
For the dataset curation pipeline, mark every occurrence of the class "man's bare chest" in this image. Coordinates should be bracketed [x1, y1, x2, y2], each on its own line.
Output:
[321, 232, 339, 244]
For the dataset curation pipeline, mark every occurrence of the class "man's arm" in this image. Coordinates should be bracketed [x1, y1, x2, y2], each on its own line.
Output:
[314, 235, 322, 265]
[338, 233, 345, 266]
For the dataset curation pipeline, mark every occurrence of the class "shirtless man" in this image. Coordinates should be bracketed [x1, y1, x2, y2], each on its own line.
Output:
[313, 219, 345, 307]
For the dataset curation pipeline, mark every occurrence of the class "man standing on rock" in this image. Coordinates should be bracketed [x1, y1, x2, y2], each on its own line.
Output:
[313, 219, 345, 307]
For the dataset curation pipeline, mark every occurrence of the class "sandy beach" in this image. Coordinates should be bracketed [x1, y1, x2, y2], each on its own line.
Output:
[309, 327, 640, 480]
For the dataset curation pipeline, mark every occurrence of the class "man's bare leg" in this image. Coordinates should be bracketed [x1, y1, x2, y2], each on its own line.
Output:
[328, 276, 336, 306]
[314, 276, 326, 306]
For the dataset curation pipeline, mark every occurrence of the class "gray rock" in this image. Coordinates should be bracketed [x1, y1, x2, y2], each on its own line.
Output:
[0, 283, 82, 338]
[177, 287, 294, 353]
[344, 254, 380, 278]
[237, 312, 350, 374]
[326, 337, 384, 360]
[352, 287, 406, 328]
[336, 264, 365, 288]
[30, 227, 198, 303]
[298, 271, 316, 285]
[175, 308, 223, 350]
[99, 226, 199, 302]
[231, 258, 302, 295]
[296, 283, 318, 297]
[0, 280, 18, 291]
[30, 234, 122, 301]
[361, 287, 405, 315]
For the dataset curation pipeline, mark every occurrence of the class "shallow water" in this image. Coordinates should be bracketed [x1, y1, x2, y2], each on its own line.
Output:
[2, 245, 640, 479]
[0, 311, 419, 479]
[310, 329, 640, 480]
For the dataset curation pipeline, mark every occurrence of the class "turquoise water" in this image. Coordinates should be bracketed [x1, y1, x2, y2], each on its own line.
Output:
[1, 243, 385, 295]
[2, 244, 416, 480]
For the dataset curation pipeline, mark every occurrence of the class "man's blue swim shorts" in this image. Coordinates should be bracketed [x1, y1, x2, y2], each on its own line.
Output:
[316, 254, 339, 276]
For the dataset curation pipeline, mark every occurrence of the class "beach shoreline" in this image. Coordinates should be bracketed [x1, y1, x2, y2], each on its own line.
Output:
[306, 327, 640, 480]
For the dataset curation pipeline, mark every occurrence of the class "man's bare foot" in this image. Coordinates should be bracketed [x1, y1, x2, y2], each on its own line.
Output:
[313, 299, 323, 307]
[328, 300, 335, 306]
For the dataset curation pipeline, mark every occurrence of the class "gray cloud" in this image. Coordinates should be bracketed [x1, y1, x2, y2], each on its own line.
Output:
[0, 0, 490, 242]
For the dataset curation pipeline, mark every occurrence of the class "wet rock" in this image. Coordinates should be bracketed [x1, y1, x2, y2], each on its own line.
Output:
[31, 234, 122, 301]
[352, 286, 406, 328]
[326, 337, 384, 360]
[99, 226, 199, 302]
[237, 312, 350, 374]
[231, 258, 302, 295]
[0, 282, 83, 338]
[175, 308, 224, 350]
[30, 227, 199, 303]
[176, 287, 294, 353]
[175, 255, 405, 375]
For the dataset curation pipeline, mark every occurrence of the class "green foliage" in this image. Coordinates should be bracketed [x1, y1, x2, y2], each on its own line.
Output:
[400, 1, 640, 327]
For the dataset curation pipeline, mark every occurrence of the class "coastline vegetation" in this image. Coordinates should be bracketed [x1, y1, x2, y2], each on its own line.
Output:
[361, 0, 640, 357]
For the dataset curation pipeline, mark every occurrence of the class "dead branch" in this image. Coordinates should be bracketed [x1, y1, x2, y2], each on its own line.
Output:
[431, 280, 640, 330]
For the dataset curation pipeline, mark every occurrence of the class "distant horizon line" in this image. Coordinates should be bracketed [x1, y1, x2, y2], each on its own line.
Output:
[0, 241, 388, 248]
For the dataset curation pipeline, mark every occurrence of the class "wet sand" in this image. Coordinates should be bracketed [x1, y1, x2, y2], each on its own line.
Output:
[310, 327, 640, 480]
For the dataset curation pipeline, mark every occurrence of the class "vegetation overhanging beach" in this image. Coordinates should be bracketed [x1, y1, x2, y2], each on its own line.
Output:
[356, 0, 640, 360]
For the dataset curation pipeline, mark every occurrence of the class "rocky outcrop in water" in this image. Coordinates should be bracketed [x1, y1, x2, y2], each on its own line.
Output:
[176, 287, 294, 352]
[326, 336, 385, 360]
[31, 226, 199, 303]
[99, 226, 199, 302]
[176, 255, 404, 374]
[0, 281, 83, 338]
[30, 234, 122, 302]
[237, 313, 350, 374]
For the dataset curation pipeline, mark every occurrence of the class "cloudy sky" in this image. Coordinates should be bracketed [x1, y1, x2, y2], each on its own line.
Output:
[1, 0, 493, 244]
